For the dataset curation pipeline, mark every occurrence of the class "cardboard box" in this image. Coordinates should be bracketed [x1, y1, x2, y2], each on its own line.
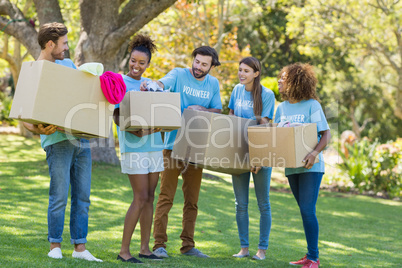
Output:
[9, 60, 113, 139]
[171, 109, 257, 175]
[248, 123, 318, 168]
[119, 91, 181, 131]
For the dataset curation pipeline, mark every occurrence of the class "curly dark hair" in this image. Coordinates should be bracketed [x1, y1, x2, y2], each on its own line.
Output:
[127, 34, 157, 63]
[278, 63, 320, 102]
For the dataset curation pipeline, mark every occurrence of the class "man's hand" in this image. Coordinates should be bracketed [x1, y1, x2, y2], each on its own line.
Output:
[140, 80, 164, 91]
[37, 124, 58, 135]
[187, 105, 208, 111]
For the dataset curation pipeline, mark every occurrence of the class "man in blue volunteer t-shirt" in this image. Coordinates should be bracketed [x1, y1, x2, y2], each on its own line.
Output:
[23, 22, 101, 262]
[141, 46, 222, 258]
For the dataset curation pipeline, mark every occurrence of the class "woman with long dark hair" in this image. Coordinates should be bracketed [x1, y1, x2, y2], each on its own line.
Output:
[228, 57, 275, 261]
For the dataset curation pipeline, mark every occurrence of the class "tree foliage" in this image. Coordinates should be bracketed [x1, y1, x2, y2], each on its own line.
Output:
[141, 0, 251, 114]
[287, 0, 402, 120]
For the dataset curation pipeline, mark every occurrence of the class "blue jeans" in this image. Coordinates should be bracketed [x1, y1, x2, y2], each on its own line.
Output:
[232, 167, 272, 250]
[287, 172, 323, 262]
[45, 139, 92, 244]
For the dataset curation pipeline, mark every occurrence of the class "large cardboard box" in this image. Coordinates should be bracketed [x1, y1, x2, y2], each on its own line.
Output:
[9, 60, 113, 138]
[120, 91, 181, 131]
[171, 109, 257, 175]
[248, 123, 318, 168]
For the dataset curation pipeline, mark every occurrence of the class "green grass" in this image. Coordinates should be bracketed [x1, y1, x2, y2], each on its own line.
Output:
[0, 134, 401, 267]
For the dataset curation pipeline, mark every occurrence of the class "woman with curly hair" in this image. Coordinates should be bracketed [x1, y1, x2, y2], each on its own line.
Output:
[113, 34, 163, 263]
[275, 63, 331, 268]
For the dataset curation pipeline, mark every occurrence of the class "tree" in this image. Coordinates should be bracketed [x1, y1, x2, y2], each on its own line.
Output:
[0, 0, 177, 164]
[235, 0, 311, 78]
[287, 0, 402, 119]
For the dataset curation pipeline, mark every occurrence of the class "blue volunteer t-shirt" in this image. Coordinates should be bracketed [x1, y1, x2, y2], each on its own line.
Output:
[228, 84, 275, 120]
[40, 59, 78, 149]
[160, 68, 222, 150]
[274, 99, 330, 176]
[115, 75, 164, 153]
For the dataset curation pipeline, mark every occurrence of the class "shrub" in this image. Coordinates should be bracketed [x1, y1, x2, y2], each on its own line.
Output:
[0, 92, 18, 126]
[337, 138, 402, 199]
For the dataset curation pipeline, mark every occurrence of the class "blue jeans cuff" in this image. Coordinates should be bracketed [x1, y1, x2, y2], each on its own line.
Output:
[70, 238, 87, 245]
[48, 237, 63, 243]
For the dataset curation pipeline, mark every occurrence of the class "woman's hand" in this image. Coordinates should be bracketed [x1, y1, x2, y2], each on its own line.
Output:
[303, 151, 319, 169]
[251, 166, 262, 174]
[130, 128, 162, 137]
[139, 81, 149, 91]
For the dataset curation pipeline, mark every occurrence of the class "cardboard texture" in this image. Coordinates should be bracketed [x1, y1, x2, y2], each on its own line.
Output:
[171, 109, 257, 175]
[248, 123, 318, 168]
[9, 60, 113, 139]
[120, 91, 181, 131]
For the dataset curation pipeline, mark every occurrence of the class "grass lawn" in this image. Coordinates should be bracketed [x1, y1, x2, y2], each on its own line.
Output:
[0, 134, 401, 267]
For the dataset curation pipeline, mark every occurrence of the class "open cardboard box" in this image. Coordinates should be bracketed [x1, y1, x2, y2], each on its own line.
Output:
[119, 91, 181, 132]
[9, 60, 113, 139]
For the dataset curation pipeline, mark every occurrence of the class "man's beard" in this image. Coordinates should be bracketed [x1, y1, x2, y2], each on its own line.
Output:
[192, 66, 211, 79]
[51, 50, 65, 60]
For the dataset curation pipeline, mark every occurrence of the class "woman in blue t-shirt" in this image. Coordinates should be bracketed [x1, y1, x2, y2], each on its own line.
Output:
[113, 34, 164, 263]
[228, 57, 275, 261]
[275, 63, 331, 268]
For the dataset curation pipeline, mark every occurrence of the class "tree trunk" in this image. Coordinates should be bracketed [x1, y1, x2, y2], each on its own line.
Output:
[396, 77, 402, 119]
[349, 106, 361, 139]
[90, 127, 119, 165]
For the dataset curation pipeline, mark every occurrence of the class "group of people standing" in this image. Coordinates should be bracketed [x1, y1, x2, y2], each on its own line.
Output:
[26, 22, 330, 268]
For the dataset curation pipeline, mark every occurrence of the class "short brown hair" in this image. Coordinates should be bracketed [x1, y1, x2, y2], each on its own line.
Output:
[278, 63, 320, 102]
[38, 22, 68, 50]
[192, 46, 221, 67]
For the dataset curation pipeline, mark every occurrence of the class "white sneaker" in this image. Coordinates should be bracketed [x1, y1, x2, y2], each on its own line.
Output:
[48, 247, 63, 259]
[153, 247, 169, 258]
[72, 250, 103, 262]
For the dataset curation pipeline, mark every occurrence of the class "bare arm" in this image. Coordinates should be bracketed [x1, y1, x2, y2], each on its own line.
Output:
[303, 129, 331, 169]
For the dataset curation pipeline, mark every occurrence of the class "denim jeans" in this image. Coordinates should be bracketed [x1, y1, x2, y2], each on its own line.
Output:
[287, 172, 323, 262]
[232, 167, 272, 250]
[45, 139, 91, 244]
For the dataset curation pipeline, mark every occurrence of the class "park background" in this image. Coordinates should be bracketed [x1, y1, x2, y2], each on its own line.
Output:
[0, 0, 401, 267]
